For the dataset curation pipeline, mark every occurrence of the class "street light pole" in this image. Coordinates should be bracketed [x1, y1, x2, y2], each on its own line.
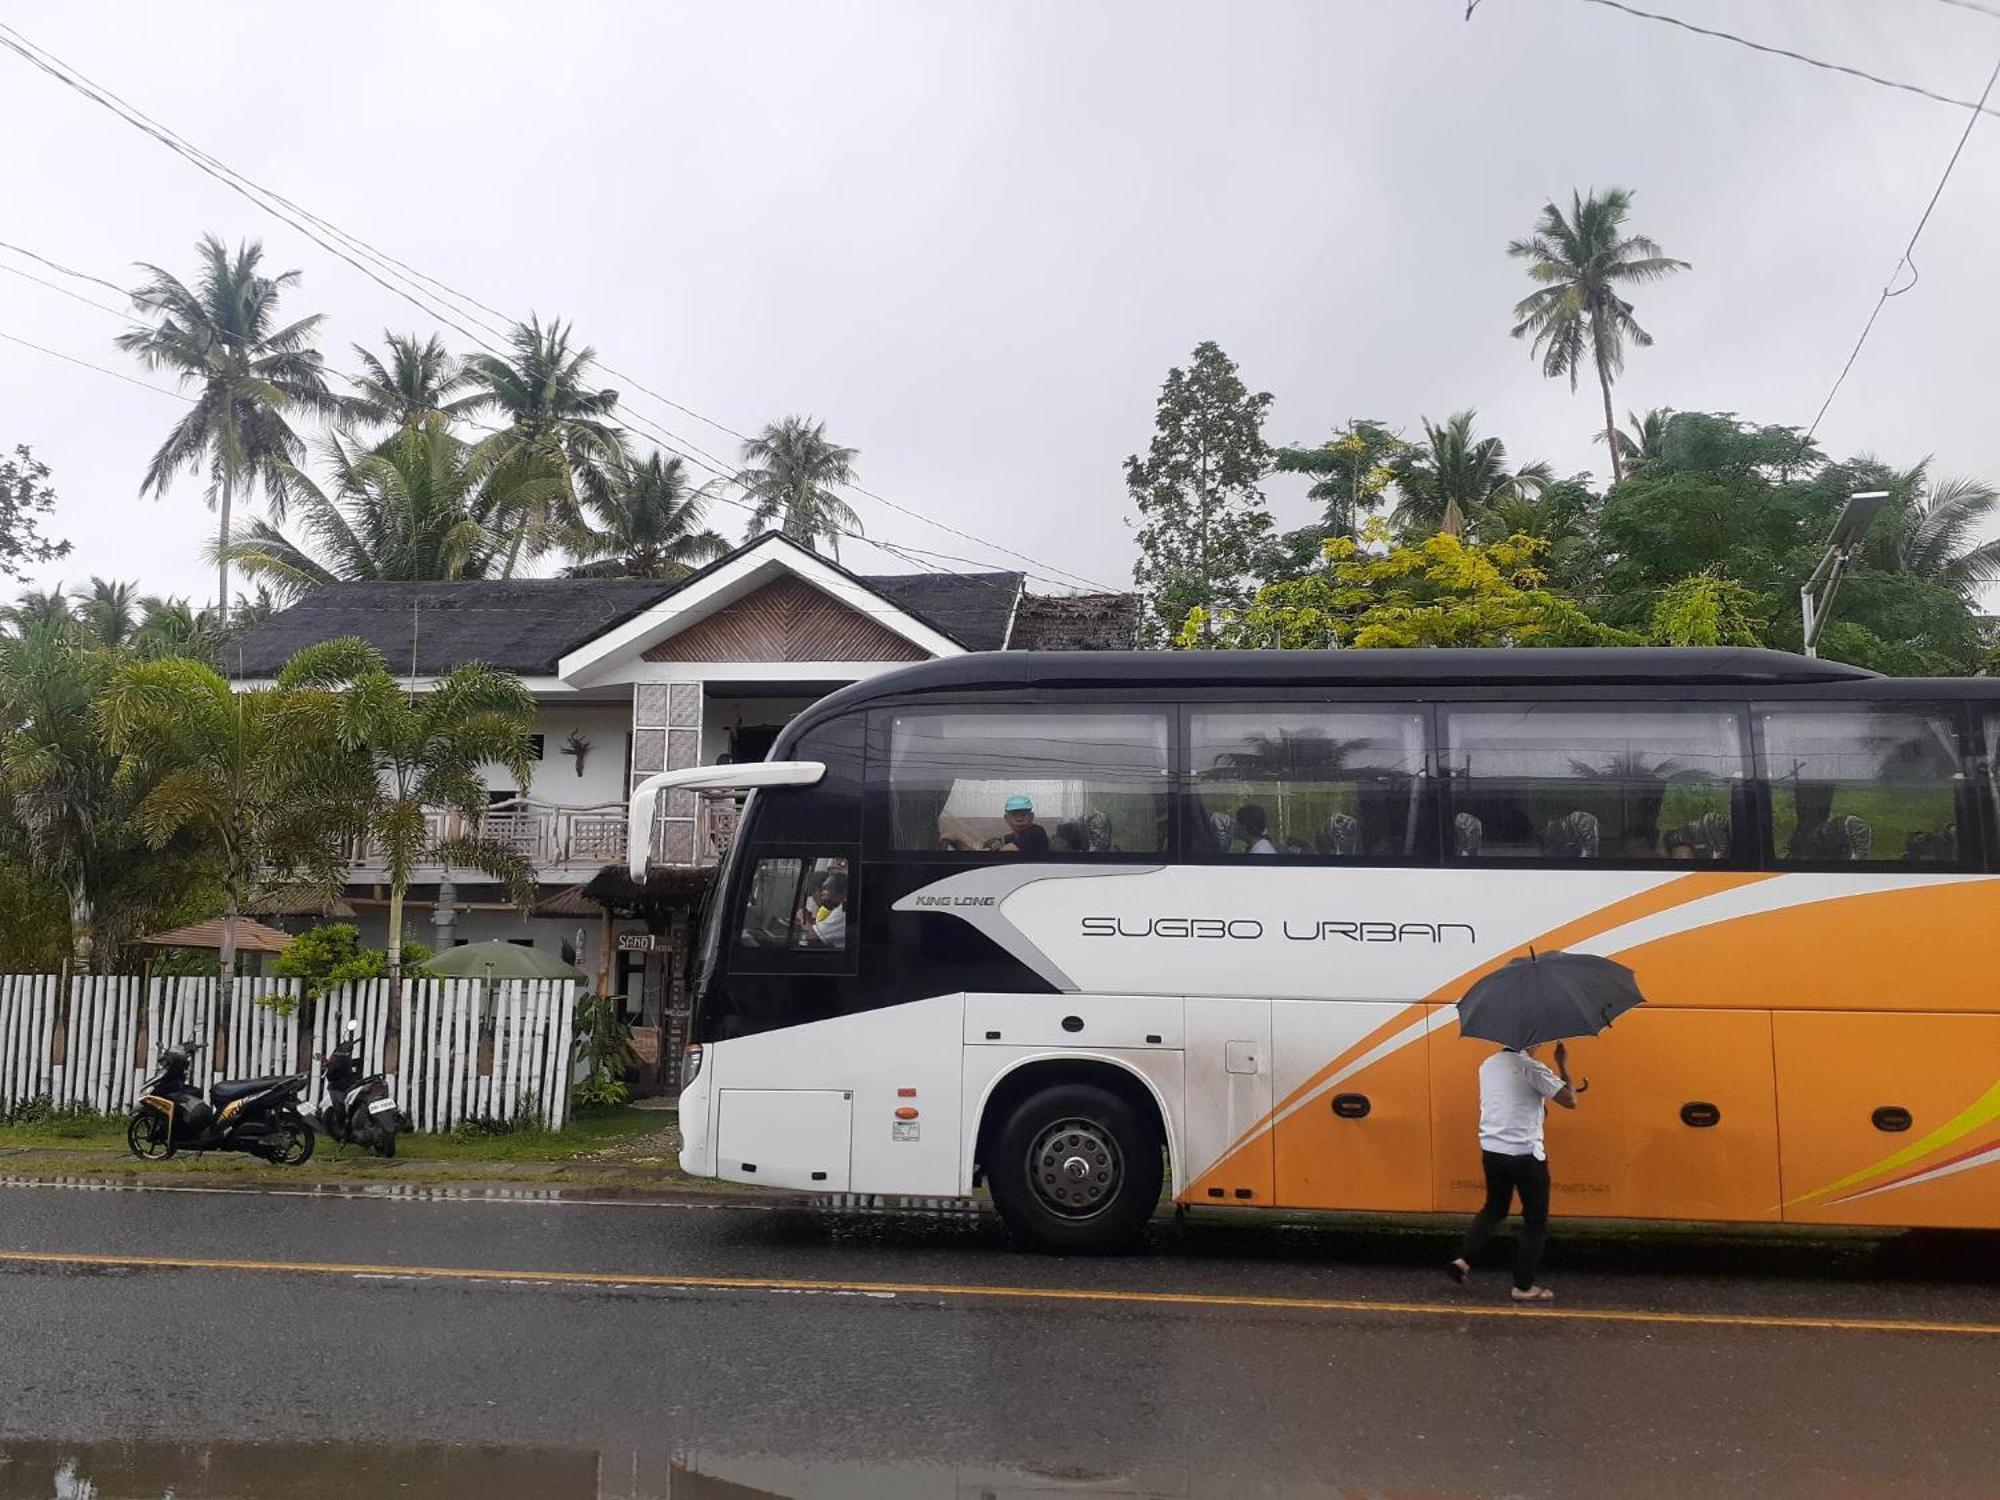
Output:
[1800, 491, 1891, 660]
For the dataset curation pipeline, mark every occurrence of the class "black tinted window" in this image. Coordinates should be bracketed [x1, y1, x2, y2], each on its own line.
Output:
[1759, 705, 1961, 864]
[1444, 704, 1744, 862]
[1189, 706, 1427, 859]
[885, 708, 1170, 854]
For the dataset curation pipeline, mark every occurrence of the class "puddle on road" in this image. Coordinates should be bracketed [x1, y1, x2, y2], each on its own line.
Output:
[0, 1439, 1403, 1499]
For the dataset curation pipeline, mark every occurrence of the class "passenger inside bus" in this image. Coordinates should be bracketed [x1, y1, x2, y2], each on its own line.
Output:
[794, 870, 848, 949]
[996, 794, 1050, 856]
[1235, 805, 1277, 854]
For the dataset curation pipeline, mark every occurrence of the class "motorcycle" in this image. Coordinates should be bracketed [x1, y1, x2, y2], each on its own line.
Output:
[127, 1039, 315, 1165]
[318, 1018, 404, 1158]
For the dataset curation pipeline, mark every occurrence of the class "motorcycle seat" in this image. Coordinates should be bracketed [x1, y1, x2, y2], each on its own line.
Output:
[209, 1074, 301, 1105]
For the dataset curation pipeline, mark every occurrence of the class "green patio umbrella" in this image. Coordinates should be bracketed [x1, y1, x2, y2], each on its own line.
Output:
[425, 940, 588, 982]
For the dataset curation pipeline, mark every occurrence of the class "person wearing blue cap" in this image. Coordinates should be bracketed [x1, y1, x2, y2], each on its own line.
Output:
[998, 793, 1050, 857]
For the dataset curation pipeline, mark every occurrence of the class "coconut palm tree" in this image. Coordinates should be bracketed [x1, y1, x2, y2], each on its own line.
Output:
[99, 657, 355, 983]
[1392, 411, 1553, 539]
[223, 418, 560, 601]
[725, 415, 863, 557]
[1508, 190, 1689, 484]
[563, 452, 729, 580]
[1596, 407, 1674, 475]
[341, 331, 486, 433]
[277, 638, 536, 998]
[70, 578, 141, 650]
[1863, 462, 2000, 596]
[462, 316, 628, 573]
[115, 235, 332, 621]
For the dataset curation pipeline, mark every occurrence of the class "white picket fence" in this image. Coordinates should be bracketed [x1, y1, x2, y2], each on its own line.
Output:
[0, 974, 579, 1130]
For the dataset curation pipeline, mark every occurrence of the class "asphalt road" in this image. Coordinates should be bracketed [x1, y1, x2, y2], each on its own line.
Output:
[0, 1180, 1995, 1499]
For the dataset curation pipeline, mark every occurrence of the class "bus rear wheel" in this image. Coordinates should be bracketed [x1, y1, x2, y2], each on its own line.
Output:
[989, 1082, 1162, 1253]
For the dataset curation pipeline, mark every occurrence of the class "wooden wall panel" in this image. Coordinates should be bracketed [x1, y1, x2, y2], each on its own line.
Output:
[645, 577, 930, 663]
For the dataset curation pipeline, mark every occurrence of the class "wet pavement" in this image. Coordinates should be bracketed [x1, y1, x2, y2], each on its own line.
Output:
[0, 1181, 1994, 1497]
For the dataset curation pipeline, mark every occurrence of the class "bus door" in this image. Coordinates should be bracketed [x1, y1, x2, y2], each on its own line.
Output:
[1182, 997, 1273, 1206]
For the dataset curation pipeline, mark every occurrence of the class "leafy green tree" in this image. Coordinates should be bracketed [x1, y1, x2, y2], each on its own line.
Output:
[271, 921, 431, 1022]
[463, 317, 628, 573]
[0, 447, 73, 580]
[1597, 407, 1674, 476]
[0, 624, 194, 966]
[1127, 341, 1274, 645]
[342, 332, 485, 433]
[1392, 410, 1551, 540]
[1649, 571, 1764, 646]
[277, 638, 537, 996]
[1185, 523, 1618, 650]
[564, 452, 729, 579]
[99, 657, 356, 982]
[225, 418, 557, 600]
[726, 415, 864, 557]
[1271, 419, 1406, 538]
[1508, 189, 1688, 483]
[116, 235, 332, 621]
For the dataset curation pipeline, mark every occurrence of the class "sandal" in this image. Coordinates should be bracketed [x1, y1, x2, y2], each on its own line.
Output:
[1510, 1286, 1556, 1303]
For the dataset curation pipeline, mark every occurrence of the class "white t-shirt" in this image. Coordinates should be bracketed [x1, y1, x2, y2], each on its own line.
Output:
[811, 905, 848, 948]
[1247, 837, 1277, 855]
[1477, 1049, 1566, 1159]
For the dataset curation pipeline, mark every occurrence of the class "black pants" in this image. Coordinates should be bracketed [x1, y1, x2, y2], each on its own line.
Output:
[1458, 1150, 1551, 1291]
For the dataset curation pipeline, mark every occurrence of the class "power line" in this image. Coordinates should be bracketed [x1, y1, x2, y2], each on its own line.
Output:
[0, 237, 132, 298]
[1578, 0, 2000, 118]
[1929, 0, 2000, 20]
[0, 259, 133, 318]
[0, 20, 1120, 597]
[1802, 52, 2000, 446]
[0, 326, 193, 401]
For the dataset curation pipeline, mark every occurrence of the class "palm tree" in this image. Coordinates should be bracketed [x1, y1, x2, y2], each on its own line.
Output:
[1864, 462, 2000, 595]
[1596, 407, 1674, 474]
[115, 235, 332, 621]
[563, 453, 729, 580]
[0, 588, 73, 638]
[1392, 411, 1552, 539]
[462, 316, 628, 573]
[726, 415, 863, 557]
[100, 657, 354, 982]
[223, 418, 558, 601]
[70, 578, 140, 650]
[342, 332, 485, 433]
[1508, 189, 1689, 484]
[277, 638, 537, 997]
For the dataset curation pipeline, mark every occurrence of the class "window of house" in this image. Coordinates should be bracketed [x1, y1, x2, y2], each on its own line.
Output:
[737, 855, 851, 950]
[1762, 705, 1962, 864]
[527, 734, 546, 760]
[885, 709, 1170, 855]
[1443, 704, 1746, 862]
[1189, 707, 1427, 859]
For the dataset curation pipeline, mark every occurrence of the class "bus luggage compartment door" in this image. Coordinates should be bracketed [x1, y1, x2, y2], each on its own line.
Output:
[716, 1089, 853, 1191]
[1181, 998, 1274, 1206]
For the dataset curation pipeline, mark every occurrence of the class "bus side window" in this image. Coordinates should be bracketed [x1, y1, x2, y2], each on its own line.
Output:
[738, 855, 851, 949]
[1188, 706, 1428, 860]
[883, 708, 1170, 856]
[1760, 705, 1963, 865]
[1443, 704, 1746, 863]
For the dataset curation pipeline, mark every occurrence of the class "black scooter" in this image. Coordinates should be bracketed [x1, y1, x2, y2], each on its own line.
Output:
[318, 1019, 403, 1158]
[127, 1039, 315, 1165]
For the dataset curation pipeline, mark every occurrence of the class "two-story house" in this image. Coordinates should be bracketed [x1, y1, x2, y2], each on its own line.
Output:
[230, 531, 1137, 1083]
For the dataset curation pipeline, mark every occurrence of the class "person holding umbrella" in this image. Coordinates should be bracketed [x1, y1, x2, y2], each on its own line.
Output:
[1446, 949, 1644, 1303]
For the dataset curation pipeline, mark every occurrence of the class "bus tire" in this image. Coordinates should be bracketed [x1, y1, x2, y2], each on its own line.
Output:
[989, 1082, 1162, 1254]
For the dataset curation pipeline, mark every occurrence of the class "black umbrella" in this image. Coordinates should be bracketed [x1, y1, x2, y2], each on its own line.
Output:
[1456, 950, 1646, 1050]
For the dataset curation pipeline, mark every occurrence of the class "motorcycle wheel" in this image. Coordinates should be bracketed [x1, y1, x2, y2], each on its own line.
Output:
[265, 1118, 315, 1167]
[372, 1125, 397, 1160]
[127, 1110, 174, 1161]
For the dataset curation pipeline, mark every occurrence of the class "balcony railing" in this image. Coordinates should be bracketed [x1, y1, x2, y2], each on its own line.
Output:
[347, 794, 744, 876]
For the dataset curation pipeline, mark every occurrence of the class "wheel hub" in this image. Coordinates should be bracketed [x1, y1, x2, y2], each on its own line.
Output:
[1028, 1118, 1123, 1220]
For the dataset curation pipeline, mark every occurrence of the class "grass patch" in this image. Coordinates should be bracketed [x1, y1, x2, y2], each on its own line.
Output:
[0, 1112, 128, 1149]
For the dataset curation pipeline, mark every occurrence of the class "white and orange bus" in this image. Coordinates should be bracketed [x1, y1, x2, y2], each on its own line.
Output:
[629, 648, 2000, 1250]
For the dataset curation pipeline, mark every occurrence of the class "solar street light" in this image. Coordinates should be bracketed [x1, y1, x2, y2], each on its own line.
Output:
[1800, 491, 1890, 659]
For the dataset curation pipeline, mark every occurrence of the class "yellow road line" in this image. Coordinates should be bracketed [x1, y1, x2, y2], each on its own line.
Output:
[0, 1248, 1993, 1337]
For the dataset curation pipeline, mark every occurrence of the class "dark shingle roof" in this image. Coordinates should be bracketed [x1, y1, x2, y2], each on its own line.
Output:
[230, 579, 676, 677]
[1007, 593, 1142, 651]
[858, 571, 1022, 652]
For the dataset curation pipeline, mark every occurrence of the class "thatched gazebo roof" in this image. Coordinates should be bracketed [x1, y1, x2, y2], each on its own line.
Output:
[142, 917, 295, 954]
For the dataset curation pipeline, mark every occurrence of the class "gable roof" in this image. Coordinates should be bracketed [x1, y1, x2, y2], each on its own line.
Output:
[229, 578, 674, 678]
[859, 570, 1022, 653]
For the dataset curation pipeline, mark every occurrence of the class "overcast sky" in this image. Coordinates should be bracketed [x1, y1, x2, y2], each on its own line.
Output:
[4, 0, 1999, 607]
